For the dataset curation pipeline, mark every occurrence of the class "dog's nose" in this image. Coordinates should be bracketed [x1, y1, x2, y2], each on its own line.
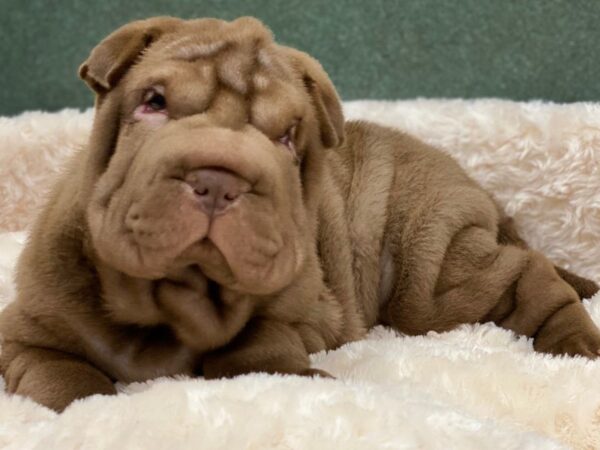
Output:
[184, 168, 251, 216]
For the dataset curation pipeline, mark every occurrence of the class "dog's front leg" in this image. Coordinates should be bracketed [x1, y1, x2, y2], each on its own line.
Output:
[202, 318, 331, 379]
[1, 342, 116, 412]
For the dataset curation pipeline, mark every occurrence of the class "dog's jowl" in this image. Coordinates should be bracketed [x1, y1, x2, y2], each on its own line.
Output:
[1, 16, 599, 412]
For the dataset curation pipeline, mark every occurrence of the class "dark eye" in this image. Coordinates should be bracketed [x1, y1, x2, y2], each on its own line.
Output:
[278, 131, 293, 149]
[142, 88, 167, 112]
[277, 123, 298, 157]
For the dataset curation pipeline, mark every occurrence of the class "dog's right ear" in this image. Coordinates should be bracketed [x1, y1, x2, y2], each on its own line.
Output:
[79, 17, 182, 94]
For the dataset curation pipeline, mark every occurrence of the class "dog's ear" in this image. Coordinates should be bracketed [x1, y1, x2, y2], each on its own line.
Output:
[280, 47, 345, 148]
[79, 17, 182, 94]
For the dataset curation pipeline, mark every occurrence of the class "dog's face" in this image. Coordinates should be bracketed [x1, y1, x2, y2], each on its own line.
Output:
[79, 17, 344, 295]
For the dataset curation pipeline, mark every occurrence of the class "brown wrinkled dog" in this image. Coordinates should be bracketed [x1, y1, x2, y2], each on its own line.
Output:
[2, 17, 599, 412]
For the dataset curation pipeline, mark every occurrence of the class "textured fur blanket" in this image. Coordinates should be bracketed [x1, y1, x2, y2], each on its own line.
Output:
[1, 100, 600, 449]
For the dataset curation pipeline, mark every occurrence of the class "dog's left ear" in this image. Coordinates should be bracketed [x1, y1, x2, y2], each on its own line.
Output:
[79, 17, 182, 94]
[280, 47, 345, 148]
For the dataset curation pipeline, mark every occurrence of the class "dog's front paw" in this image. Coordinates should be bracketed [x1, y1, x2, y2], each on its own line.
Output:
[2, 344, 116, 412]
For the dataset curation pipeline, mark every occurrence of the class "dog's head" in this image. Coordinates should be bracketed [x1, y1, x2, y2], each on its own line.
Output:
[79, 17, 344, 295]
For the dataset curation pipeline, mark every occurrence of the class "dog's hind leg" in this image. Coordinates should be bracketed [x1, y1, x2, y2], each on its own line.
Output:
[497, 215, 599, 300]
[382, 189, 600, 358]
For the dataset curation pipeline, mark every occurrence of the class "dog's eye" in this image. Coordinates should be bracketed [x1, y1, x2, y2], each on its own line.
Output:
[278, 131, 293, 149]
[133, 87, 169, 124]
[142, 88, 167, 113]
[277, 124, 298, 160]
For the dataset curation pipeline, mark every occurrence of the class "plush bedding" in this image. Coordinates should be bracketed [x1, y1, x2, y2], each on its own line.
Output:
[1, 100, 600, 449]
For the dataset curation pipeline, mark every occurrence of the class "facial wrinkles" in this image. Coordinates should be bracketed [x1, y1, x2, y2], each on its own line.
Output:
[158, 36, 256, 98]
[90, 132, 141, 209]
[91, 133, 147, 240]
[172, 40, 228, 61]
[89, 138, 169, 276]
[141, 37, 302, 142]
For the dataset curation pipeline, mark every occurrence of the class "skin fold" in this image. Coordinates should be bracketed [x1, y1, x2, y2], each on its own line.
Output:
[0, 16, 598, 412]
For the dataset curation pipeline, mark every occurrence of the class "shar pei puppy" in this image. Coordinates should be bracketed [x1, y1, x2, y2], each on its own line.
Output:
[1, 17, 599, 412]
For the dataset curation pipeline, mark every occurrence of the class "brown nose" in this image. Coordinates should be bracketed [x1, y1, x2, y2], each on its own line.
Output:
[185, 168, 251, 216]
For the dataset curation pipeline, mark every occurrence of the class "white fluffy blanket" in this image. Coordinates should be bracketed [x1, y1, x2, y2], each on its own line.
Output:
[1, 100, 600, 449]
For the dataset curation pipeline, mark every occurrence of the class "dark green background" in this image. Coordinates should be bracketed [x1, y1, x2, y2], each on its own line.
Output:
[2, 0, 600, 116]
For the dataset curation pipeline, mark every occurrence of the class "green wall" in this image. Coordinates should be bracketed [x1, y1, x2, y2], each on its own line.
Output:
[2, 0, 600, 116]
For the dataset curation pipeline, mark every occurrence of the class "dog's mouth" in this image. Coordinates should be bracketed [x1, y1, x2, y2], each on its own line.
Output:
[89, 168, 303, 295]
[172, 234, 291, 295]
